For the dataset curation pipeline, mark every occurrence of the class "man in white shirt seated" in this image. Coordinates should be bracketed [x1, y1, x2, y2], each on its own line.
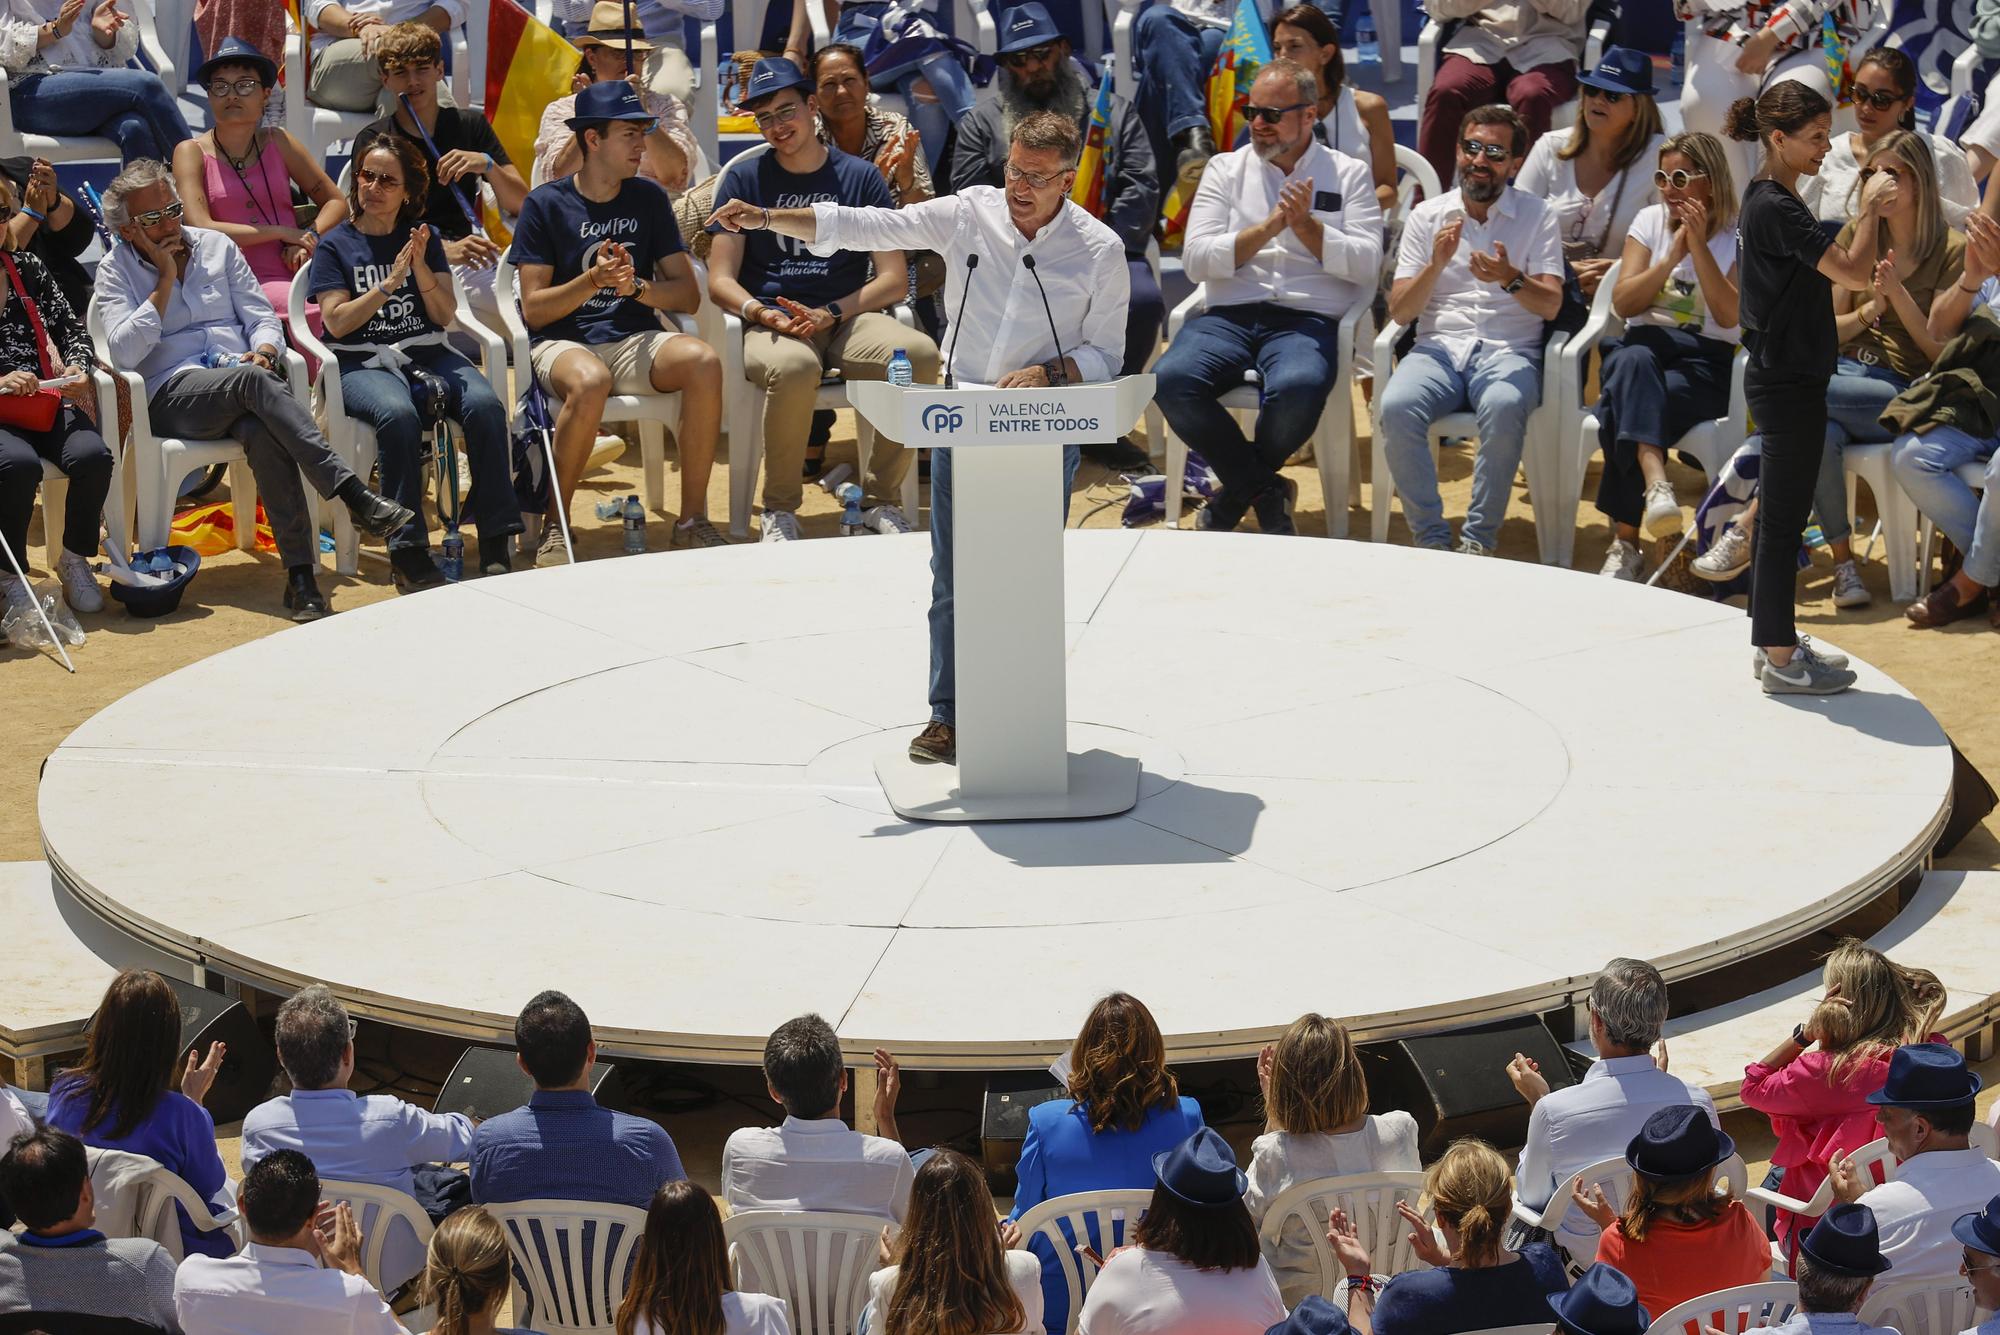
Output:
[1770, 1204, 1897, 1335]
[175, 1149, 402, 1335]
[1153, 59, 1381, 535]
[720, 1013, 915, 1220]
[1506, 956, 1716, 1258]
[241, 986, 476, 1297]
[1380, 104, 1563, 556]
[304, 0, 464, 113]
[1829, 1043, 2000, 1285]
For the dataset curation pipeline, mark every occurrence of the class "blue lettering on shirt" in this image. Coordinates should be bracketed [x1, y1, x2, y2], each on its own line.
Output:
[510, 177, 686, 346]
[707, 146, 894, 308]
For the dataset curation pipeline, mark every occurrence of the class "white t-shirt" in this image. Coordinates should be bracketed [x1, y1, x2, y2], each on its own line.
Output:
[1243, 1112, 1422, 1309]
[1515, 132, 1664, 259]
[1623, 202, 1741, 343]
[1076, 1248, 1286, 1335]
[633, 1292, 792, 1335]
[1802, 130, 1979, 228]
[866, 1251, 1043, 1335]
[0, 1088, 29, 1148]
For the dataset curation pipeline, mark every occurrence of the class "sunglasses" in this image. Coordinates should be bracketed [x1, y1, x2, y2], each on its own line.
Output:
[207, 76, 264, 97]
[379, 57, 437, 76]
[1004, 162, 1068, 189]
[131, 201, 184, 227]
[752, 102, 803, 129]
[1459, 139, 1511, 162]
[1581, 85, 1626, 104]
[1245, 101, 1310, 125]
[999, 40, 1061, 68]
[355, 167, 405, 189]
[1851, 85, 1908, 110]
[1653, 168, 1708, 189]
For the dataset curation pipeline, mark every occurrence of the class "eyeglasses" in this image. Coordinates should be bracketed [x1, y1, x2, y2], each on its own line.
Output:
[1245, 101, 1311, 125]
[999, 40, 1061, 68]
[1004, 162, 1068, 189]
[1653, 168, 1708, 189]
[1459, 139, 1511, 162]
[1581, 85, 1626, 104]
[1851, 85, 1908, 110]
[207, 77, 264, 97]
[752, 102, 803, 129]
[131, 201, 184, 227]
[379, 57, 437, 77]
[1963, 1256, 2000, 1276]
[355, 167, 405, 189]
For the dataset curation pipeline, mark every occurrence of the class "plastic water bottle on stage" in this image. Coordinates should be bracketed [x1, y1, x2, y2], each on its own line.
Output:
[887, 348, 913, 387]
[623, 496, 645, 554]
[838, 483, 866, 535]
[1357, 6, 1379, 64]
[440, 530, 463, 581]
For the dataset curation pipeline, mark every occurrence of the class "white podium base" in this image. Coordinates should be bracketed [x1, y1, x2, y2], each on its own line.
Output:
[875, 747, 1141, 822]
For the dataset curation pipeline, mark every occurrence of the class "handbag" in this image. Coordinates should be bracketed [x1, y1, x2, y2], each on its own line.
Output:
[0, 252, 63, 433]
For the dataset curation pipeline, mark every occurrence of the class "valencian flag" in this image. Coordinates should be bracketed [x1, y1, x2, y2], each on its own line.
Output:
[1159, 0, 1271, 248]
[1070, 64, 1115, 216]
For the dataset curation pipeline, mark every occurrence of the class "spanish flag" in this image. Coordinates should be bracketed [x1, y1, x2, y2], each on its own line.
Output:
[1070, 64, 1115, 218]
[485, 0, 582, 174]
[1158, 0, 1271, 249]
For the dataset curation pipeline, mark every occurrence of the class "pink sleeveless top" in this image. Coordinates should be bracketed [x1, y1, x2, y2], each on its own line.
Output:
[201, 134, 295, 286]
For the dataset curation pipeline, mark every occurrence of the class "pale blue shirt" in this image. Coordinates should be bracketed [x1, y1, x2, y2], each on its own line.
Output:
[97, 227, 286, 397]
[1768, 1311, 1901, 1335]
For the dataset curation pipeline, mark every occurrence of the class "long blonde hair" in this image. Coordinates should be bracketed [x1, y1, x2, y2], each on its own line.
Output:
[883, 1151, 1026, 1335]
[1813, 939, 1945, 1081]
[1424, 1139, 1513, 1266]
[1265, 1013, 1369, 1135]
[1849, 131, 1947, 266]
[419, 1208, 512, 1335]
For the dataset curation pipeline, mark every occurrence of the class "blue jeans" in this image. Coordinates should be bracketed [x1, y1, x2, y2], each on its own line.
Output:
[833, 3, 977, 171]
[928, 443, 1081, 726]
[1812, 357, 1906, 546]
[10, 68, 193, 163]
[1893, 426, 2000, 586]
[1135, 6, 1226, 143]
[1378, 341, 1542, 550]
[336, 345, 520, 553]
[1591, 324, 1734, 528]
[1153, 302, 1341, 502]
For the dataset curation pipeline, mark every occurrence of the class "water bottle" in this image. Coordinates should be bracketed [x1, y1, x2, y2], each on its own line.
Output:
[1357, 5, 1379, 66]
[1670, 24, 1685, 93]
[837, 483, 866, 535]
[622, 495, 646, 554]
[440, 529, 464, 581]
[887, 348, 913, 387]
[202, 347, 238, 369]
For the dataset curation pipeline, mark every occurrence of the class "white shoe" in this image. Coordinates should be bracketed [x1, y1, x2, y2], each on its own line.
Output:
[0, 571, 32, 620]
[864, 504, 912, 535]
[760, 510, 802, 542]
[1599, 537, 1643, 581]
[1694, 522, 1753, 580]
[55, 550, 102, 613]
[1760, 639, 1858, 695]
[534, 521, 572, 568]
[1456, 536, 1494, 557]
[1642, 480, 1682, 540]
[1753, 635, 1850, 680]
[586, 434, 626, 471]
[1831, 558, 1872, 609]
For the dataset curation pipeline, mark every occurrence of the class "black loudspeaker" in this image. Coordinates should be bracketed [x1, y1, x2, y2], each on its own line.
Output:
[433, 1045, 625, 1121]
[1362, 1015, 1580, 1159]
[158, 977, 276, 1127]
[979, 1071, 1067, 1181]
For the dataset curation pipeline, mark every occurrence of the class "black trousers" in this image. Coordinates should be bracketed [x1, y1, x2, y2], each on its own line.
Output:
[0, 406, 112, 564]
[1745, 365, 1830, 648]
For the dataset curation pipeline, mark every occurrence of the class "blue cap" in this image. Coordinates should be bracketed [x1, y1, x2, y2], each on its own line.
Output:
[1576, 46, 1654, 98]
[1150, 1127, 1247, 1207]
[1952, 1196, 2000, 1258]
[996, 2, 1064, 54]
[1800, 1203, 1894, 1277]
[1866, 1042, 1982, 1110]
[1550, 1265, 1651, 1335]
[565, 80, 658, 130]
[739, 56, 812, 109]
[195, 37, 278, 89]
[1266, 1297, 1352, 1335]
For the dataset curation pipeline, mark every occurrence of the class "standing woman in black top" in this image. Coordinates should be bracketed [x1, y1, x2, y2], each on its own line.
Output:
[1726, 86, 1893, 695]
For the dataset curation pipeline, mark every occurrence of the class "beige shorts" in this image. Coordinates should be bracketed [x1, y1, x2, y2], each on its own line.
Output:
[530, 329, 685, 397]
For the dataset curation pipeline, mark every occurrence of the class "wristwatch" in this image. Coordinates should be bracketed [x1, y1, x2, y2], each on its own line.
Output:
[1503, 272, 1526, 295]
[826, 300, 845, 327]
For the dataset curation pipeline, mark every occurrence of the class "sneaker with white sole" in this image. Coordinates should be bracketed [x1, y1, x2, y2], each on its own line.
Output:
[670, 516, 730, 549]
[0, 571, 32, 621]
[760, 510, 802, 542]
[534, 521, 572, 568]
[1830, 558, 1872, 608]
[1761, 640, 1858, 695]
[1693, 522, 1753, 580]
[1599, 537, 1643, 580]
[865, 504, 912, 535]
[55, 550, 102, 613]
[1752, 635, 1849, 680]
[1642, 479, 1682, 539]
[1456, 535, 1494, 557]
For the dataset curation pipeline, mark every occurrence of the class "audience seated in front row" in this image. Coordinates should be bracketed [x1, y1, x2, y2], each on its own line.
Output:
[0, 1127, 183, 1333]
[618, 1179, 793, 1335]
[868, 1149, 1041, 1335]
[533, 1, 701, 195]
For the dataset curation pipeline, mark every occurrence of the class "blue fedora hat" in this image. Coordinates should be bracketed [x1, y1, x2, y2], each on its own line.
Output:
[195, 37, 278, 89]
[1866, 1043, 1982, 1109]
[1800, 1203, 1893, 1277]
[1576, 45, 1654, 98]
[738, 56, 812, 108]
[996, 2, 1064, 54]
[1550, 1264, 1651, 1335]
[1626, 1104, 1736, 1181]
[1266, 1296, 1352, 1335]
[1151, 1127, 1247, 1207]
[1952, 1196, 2000, 1257]
[566, 81, 659, 130]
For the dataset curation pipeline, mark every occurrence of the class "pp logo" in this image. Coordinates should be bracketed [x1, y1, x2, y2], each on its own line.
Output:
[921, 403, 965, 434]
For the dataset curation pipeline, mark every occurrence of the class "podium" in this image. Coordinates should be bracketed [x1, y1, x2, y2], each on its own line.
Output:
[847, 376, 1157, 822]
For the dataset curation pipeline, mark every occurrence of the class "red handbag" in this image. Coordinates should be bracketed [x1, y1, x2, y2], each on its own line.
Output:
[0, 252, 63, 433]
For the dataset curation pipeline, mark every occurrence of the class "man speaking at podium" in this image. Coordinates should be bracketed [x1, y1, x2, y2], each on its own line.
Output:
[708, 110, 1130, 767]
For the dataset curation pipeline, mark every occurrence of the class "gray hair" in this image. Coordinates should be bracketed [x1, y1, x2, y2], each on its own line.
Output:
[102, 159, 177, 228]
[1795, 1252, 1875, 1314]
[1010, 110, 1082, 168]
[1256, 58, 1320, 109]
[275, 985, 351, 1090]
[1590, 957, 1669, 1051]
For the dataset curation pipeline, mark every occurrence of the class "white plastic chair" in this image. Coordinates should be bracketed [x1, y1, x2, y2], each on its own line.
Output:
[724, 1209, 886, 1335]
[1255, 1170, 1432, 1301]
[318, 1177, 436, 1321]
[38, 447, 131, 571]
[1857, 1279, 1979, 1335]
[0, 0, 176, 162]
[1746, 1136, 1898, 1223]
[1415, 9, 1610, 183]
[86, 1147, 243, 1263]
[1392, 144, 1442, 224]
[1012, 1188, 1153, 1335]
[1842, 442, 1922, 601]
[1509, 1154, 1639, 1268]
[1160, 290, 1369, 536]
[1915, 459, 1990, 588]
[1646, 1282, 1801, 1335]
[1553, 257, 1750, 569]
[285, 9, 485, 166]
[487, 1198, 647, 1335]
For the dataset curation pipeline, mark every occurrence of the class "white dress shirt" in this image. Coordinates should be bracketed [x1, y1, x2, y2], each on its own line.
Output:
[720, 1115, 915, 1223]
[1514, 1054, 1717, 1256]
[98, 228, 288, 398]
[868, 1251, 1043, 1335]
[304, 0, 467, 55]
[1182, 141, 1382, 320]
[1077, 1248, 1286, 1335]
[1395, 185, 1564, 367]
[808, 187, 1129, 387]
[174, 1242, 402, 1335]
[1856, 1146, 2000, 1286]
[1802, 130, 1980, 229]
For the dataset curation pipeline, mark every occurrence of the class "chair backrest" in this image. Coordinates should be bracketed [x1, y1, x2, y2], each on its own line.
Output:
[1393, 143, 1441, 223]
[724, 1209, 887, 1335]
[486, 1198, 648, 1335]
[1540, 1156, 1639, 1248]
[86, 1147, 238, 1263]
[1012, 1189, 1155, 1335]
[317, 1178, 435, 1297]
[1646, 1281, 1802, 1335]
[1856, 1278, 1979, 1335]
[1256, 1171, 1432, 1296]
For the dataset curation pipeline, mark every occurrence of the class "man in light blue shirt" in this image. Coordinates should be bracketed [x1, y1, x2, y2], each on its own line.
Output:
[96, 159, 412, 621]
[241, 986, 475, 1298]
[1769, 1203, 1898, 1335]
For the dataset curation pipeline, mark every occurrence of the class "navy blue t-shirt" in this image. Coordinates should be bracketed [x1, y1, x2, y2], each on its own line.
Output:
[1372, 1242, 1570, 1335]
[510, 176, 685, 346]
[708, 145, 891, 307]
[307, 220, 452, 354]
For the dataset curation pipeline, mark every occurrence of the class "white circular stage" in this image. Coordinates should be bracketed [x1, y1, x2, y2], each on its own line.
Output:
[39, 532, 1957, 1068]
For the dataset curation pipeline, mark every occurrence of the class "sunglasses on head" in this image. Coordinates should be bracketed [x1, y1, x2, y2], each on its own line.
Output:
[1581, 85, 1626, 104]
[999, 40, 1061, 68]
[1851, 85, 1908, 110]
[131, 201, 184, 227]
[1653, 168, 1708, 189]
[1459, 139, 1510, 162]
[1244, 101, 1310, 125]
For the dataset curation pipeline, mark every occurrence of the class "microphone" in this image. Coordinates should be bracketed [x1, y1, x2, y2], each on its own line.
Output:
[943, 252, 979, 389]
[1021, 253, 1069, 386]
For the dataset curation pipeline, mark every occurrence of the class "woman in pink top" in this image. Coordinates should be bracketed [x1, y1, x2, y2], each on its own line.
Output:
[1740, 940, 1945, 1263]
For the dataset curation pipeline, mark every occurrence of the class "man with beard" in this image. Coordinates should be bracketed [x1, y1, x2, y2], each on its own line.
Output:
[1379, 104, 1562, 556]
[952, 2, 1159, 470]
[1152, 61, 1380, 534]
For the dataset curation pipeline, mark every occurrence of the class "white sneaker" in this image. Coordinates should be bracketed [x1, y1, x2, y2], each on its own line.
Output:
[1753, 635, 1850, 680]
[1831, 558, 1872, 609]
[1599, 537, 1643, 581]
[55, 550, 102, 613]
[1456, 536, 1494, 557]
[1761, 639, 1858, 695]
[1642, 480, 1682, 539]
[1694, 522, 1753, 580]
[534, 521, 572, 568]
[586, 434, 626, 471]
[0, 571, 32, 620]
[760, 510, 802, 542]
[864, 504, 912, 535]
